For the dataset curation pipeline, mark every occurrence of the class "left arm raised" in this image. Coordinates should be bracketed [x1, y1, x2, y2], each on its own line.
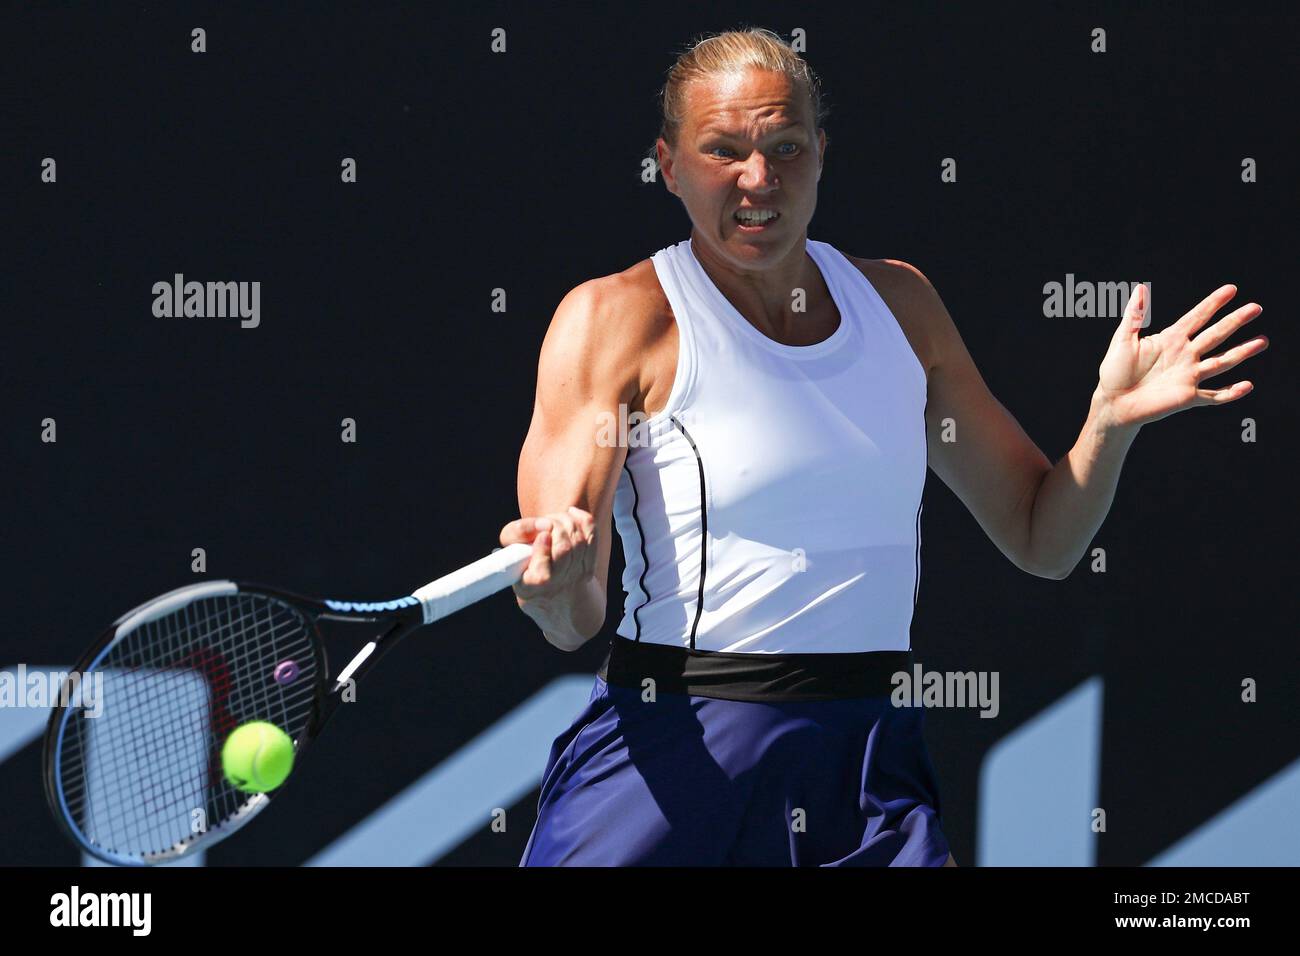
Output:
[875, 261, 1058, 578]
[877, 265, 1265, 580]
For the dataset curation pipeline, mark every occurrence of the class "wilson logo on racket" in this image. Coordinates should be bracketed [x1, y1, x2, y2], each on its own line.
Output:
[323, 596, 421, 613]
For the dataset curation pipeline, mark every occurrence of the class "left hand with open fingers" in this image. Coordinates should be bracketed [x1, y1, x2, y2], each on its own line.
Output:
[1095, 283, 1268, 428]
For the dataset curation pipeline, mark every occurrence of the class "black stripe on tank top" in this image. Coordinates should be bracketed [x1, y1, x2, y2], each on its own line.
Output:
[912, 391, 929, 610]
[622, 460, 650, 642]
[913, 501, 923, 608]
[670, 414, 708, 651]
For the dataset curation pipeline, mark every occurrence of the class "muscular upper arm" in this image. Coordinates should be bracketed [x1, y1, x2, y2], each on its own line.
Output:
[869, 259, 1056, 577]
[517, 277, 643, 603]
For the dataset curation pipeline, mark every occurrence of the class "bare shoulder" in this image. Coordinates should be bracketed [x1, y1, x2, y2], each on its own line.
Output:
[617, 259, 679, 418]
[603, 257, 676, 343]
[554, 260, 672, 351]
[843, 254, 948, 378]
[546, 259, 676, 416]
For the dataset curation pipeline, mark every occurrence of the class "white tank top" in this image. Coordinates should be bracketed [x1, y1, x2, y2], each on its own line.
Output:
[611, 237, 928, 654]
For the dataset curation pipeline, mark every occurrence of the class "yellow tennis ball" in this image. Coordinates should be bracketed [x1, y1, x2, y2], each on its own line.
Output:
[221, 721, 295, 793]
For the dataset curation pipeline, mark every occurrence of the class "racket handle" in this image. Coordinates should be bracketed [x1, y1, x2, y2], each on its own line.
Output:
[412, 542, 533, 625]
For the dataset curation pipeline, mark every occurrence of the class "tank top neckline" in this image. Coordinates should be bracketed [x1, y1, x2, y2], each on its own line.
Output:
[684, 237, 852, 358]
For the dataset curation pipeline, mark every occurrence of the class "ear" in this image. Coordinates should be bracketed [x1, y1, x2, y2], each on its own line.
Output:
[816, 128, 827, 182]
[657, 137, 679, 196]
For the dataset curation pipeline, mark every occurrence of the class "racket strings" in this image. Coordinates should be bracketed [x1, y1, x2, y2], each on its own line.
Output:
[86, 600, 276, 849]
[57, 592, 320, 862]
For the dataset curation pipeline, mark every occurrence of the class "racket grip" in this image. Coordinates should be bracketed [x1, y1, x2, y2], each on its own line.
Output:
[412, 542, 533, 625]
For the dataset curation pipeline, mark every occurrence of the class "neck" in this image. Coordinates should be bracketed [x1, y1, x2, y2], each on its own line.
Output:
[690, 231, 824, 339]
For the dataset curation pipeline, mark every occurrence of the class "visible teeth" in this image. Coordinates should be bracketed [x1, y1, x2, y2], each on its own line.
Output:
[735, 210, 778, 223]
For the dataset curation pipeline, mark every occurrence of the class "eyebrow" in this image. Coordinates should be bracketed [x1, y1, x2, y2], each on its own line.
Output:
[699, 120, 806, 139]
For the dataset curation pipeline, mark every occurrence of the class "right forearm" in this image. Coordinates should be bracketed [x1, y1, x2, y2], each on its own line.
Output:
[517, 575, 605, 651]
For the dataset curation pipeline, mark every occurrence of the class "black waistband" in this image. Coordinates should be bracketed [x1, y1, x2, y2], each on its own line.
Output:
[597, 636, 913, 702]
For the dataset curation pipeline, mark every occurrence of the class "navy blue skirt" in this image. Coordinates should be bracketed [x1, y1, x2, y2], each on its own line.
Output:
[521, 663, 951, 866]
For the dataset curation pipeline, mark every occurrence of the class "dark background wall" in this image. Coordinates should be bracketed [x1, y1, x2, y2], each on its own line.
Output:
[3, 2, 1295, 866]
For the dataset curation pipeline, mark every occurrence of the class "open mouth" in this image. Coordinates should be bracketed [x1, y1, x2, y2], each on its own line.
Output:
[733, 210, 780, 228]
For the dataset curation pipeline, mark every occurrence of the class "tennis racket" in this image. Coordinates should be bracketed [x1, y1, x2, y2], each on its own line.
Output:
[42, 541, 534, 866]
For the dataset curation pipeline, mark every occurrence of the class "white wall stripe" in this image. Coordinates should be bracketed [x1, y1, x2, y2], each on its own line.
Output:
[305, 674, 592, 866]
[0, 666, 59, 764]
[977, 677, 1104, 866]
[1146, 758, 1300, 866]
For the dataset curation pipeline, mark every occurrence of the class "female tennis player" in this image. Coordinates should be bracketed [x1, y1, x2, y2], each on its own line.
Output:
[499, 28, 1266, 866]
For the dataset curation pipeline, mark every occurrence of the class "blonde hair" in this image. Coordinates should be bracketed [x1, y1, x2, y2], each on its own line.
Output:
[651, 27, 829, 166]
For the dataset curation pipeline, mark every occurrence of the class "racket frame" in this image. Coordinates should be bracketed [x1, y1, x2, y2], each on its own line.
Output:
[45, 581, 433, 865]
[43, 542, 531, 865]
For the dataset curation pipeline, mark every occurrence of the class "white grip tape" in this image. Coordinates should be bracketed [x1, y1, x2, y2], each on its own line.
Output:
[411, 542, 533, 625]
